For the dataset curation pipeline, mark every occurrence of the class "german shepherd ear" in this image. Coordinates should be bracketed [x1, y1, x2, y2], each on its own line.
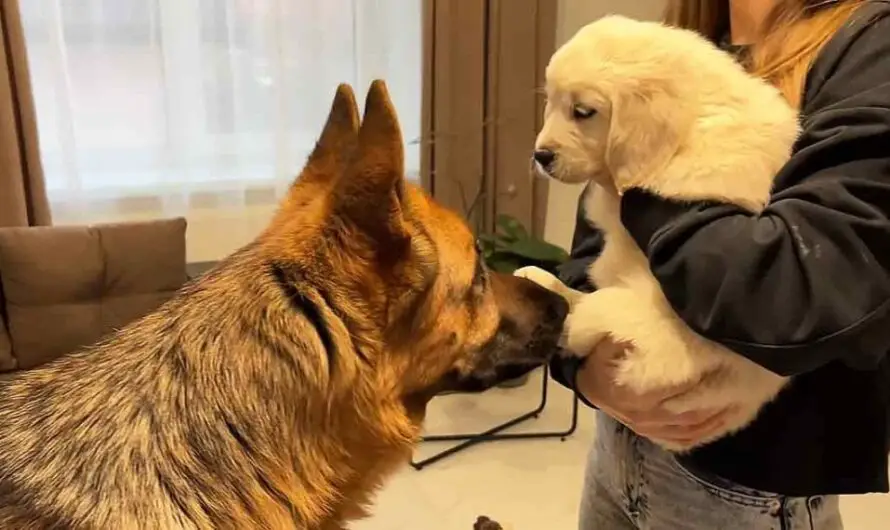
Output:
[300, 83, 361, 184]
[333, 80, 410, 249]
[604, 85, 691, 192]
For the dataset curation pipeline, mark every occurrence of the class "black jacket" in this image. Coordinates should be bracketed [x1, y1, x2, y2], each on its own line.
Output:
[552, 1, 890, 496]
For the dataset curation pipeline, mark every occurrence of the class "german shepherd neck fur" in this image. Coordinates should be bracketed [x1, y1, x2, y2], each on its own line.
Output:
[0, 81, 567, 529]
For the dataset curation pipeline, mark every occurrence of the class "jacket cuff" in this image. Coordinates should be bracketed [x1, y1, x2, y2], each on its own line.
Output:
[549, 354, 598, 410]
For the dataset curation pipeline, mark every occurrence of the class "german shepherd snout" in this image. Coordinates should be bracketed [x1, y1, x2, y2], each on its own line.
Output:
[444, 274, 569, 393]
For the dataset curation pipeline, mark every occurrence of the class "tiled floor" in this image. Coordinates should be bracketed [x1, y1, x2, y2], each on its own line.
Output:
[352, 368, 890, 530]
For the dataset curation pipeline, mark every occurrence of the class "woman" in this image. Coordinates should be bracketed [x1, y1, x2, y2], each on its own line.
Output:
[552, 0, 890, 528]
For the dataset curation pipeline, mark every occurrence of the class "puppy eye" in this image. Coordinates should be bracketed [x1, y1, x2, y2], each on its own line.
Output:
[572, 105, 596, 120]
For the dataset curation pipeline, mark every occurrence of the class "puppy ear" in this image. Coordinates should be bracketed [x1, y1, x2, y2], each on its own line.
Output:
[605, 86, 691, 192]
[333, 80, 410, 251]
[299, 83, 361, 184]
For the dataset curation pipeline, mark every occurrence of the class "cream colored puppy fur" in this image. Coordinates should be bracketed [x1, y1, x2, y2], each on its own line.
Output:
[518, 15, 801, 451]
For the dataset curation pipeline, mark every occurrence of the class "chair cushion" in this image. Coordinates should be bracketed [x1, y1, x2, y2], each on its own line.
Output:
[0, 218, 187, 370]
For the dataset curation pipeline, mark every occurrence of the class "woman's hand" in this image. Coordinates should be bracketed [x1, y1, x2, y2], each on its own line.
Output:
[575, 337, 737, 448]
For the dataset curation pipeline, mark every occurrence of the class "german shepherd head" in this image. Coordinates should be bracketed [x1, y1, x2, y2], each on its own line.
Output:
[262, 80, 568, 403]
[0, 80, 565, 530]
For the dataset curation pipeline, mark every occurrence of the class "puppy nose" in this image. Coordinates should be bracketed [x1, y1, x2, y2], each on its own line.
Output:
[533, 149, 556, 170]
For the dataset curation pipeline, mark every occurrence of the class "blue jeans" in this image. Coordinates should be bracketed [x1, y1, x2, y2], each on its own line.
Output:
[580, 413, 843, 529]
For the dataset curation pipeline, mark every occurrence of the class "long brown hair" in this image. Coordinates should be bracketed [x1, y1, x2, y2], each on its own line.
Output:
[664, 0, 865, 107]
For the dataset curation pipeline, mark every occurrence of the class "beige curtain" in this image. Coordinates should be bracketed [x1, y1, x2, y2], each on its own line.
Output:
[0, 0, 49, 228]
[421, 0, 556, 236]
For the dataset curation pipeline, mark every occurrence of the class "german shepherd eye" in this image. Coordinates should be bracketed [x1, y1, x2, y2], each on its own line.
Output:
[572, 104, 596, 120]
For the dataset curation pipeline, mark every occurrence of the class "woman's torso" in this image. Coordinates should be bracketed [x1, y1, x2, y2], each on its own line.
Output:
[679, 0, 890, 496]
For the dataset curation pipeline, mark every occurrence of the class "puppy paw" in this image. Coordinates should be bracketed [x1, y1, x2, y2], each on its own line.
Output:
[474, 516, 504, 530]
[514, 265, 561, 290]
[514, 266, 582, 305]
[563, 315, 609, 356]
[560, 292, 615, 355]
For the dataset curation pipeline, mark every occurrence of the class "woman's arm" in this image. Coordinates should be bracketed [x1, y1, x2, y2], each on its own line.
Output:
[549, 184, 602, 394]
[620, 14, 890, 377]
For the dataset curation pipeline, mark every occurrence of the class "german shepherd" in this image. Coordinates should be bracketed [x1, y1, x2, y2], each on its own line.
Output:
[0, 81, 567, 529]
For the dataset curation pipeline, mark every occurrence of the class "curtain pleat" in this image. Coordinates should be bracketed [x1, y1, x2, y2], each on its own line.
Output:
[0, 0, 50, 228]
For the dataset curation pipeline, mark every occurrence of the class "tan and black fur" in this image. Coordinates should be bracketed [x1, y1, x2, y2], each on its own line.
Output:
[0, 81, 567, 529]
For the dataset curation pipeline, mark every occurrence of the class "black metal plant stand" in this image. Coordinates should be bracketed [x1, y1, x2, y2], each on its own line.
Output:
[410, 365, 580, 470]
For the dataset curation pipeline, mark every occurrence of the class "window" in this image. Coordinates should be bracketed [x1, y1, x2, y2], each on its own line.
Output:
[21, 0, 422, 259]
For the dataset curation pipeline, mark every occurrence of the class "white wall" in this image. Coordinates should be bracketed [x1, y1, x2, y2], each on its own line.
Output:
[542, 0, 667, 250]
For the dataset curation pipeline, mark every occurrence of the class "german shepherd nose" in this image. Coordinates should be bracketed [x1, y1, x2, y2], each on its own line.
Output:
[546, 293, 569, 323]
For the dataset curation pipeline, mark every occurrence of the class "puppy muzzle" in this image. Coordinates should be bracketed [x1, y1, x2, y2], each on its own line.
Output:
[531, 149, 556, 179]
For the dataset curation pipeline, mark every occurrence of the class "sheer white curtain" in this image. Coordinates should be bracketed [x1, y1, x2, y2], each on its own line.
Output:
[20, 0, 422, 261]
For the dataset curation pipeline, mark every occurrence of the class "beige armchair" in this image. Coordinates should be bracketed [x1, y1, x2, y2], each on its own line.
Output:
[0, 218, 187, 371]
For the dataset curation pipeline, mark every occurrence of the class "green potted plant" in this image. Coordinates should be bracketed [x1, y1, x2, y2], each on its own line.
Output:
[478, 214, 569, 275]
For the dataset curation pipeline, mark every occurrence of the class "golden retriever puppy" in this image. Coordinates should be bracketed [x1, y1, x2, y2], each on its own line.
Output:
[518, 15, 801, 451]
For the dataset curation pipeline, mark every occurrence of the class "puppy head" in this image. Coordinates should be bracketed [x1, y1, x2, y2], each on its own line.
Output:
[534, 15, 701, 189]
[277, 81, 567, 410]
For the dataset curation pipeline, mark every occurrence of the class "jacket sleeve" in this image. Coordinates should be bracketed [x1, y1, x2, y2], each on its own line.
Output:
[619, 14, 890, 377]
[549, 184, 602, 399]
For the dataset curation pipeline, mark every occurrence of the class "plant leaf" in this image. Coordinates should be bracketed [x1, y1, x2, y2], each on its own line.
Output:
[485, 252, 524, 273]
[478, 233, 499, 246]
[495, 214, 529, 242]
[477, 234, 503, 256]
[502, 239, 569, 263]
[494, 232, 518, 247]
